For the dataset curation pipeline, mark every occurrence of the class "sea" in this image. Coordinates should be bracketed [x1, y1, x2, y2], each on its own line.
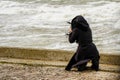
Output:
[0, 0, 120, 54]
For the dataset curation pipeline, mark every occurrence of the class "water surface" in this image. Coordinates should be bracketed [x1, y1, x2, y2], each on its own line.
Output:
[0, 0, 120, 54]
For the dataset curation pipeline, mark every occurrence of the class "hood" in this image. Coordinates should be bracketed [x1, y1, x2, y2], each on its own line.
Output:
[70, 15, 89, 31]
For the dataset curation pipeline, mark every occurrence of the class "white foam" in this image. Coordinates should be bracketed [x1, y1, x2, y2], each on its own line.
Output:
[86, 2, 120, 23]
[45, 42, 77, 50]
[114, 19, 120, 29]
[0, 1, 22, 14]
[1, 0, 119, 28]
[0, 0, 120, 53]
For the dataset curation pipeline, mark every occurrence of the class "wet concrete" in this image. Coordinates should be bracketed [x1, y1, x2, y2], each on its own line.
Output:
[0, 47, 120, 65]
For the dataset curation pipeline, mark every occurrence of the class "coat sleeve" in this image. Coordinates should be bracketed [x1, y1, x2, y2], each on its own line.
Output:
[69, 28, 79, 43]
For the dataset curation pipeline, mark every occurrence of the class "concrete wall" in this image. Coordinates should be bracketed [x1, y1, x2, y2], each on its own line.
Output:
[0, 47, 120, 65]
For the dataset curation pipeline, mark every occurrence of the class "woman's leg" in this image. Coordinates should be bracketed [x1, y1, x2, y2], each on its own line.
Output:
[65, 53, 76, 71]
[91, 55, 100, 71]
[75, 51, 88, 71]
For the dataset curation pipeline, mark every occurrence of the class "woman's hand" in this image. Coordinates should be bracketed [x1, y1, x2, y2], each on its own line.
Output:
[69, 27, 72, 33]
[66, 27, 72, 36]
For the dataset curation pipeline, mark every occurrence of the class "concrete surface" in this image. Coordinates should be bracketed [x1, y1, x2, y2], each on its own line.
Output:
[0, 58, 119, 73]
[0, 62, 120, 80]
[0, 47, 120, 65]
[0, 47, 120, 80]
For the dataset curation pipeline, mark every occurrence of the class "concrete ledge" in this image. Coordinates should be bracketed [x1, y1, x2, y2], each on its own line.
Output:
[0, 47, 120, 65]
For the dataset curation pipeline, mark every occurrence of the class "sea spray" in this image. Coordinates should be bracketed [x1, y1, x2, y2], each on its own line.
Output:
[0, 0, 120, 54]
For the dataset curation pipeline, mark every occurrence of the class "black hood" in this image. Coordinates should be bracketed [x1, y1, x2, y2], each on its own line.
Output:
[70, 15, 89, 31]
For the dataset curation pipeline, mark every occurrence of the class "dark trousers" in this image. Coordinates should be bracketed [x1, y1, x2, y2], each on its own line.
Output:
[65, 52, 88, 71]
[65, 53, 76, 70]
[65, 54, 99, 71]
[65, 43, 100, 71]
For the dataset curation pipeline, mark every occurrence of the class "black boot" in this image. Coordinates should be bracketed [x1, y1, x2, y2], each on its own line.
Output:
[65, 66, 71, 71]
[91, 56, 100, 71]
[91, 65, 99, 71]
[91, 57, 99, 71]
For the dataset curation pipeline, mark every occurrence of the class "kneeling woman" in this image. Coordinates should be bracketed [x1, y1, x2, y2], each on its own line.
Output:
[65, 15, 100, 71]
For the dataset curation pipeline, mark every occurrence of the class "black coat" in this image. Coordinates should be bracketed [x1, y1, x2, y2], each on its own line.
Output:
[65, 15, 100, 71]
[69, 28, 99, 61]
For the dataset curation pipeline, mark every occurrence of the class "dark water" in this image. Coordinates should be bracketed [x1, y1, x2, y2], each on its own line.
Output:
[0, 0, 120, 54]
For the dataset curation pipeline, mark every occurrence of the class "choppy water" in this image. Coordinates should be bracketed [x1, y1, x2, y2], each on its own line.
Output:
[0, 0, 120, 54]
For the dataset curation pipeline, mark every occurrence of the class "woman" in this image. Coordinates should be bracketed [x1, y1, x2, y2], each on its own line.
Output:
[65, 15, 100, 71]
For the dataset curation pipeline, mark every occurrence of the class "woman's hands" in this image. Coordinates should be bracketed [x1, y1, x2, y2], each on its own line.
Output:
[66, 27, 72, 36]
[69, 27, 72, 33]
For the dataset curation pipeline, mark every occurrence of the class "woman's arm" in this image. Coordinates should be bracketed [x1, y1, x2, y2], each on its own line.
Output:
[69, 28, 79, 43]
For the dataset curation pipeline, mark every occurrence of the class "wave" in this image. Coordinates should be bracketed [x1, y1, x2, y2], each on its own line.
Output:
[0, 0, 120, 54]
